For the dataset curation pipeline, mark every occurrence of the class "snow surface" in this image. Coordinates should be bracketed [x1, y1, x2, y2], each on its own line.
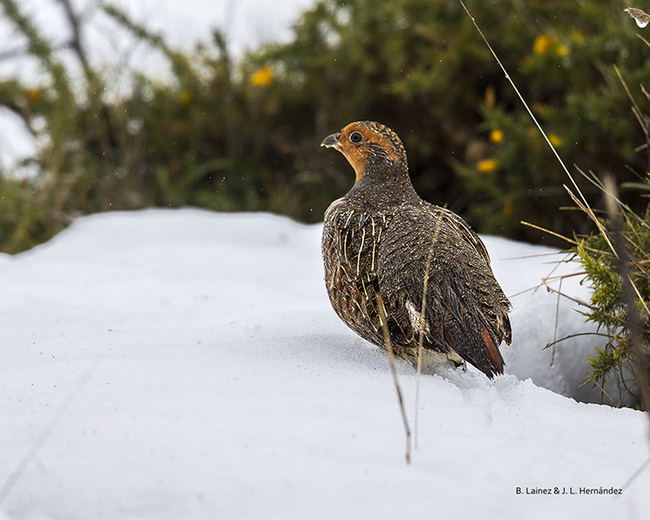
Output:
[1, 209, 648, 519]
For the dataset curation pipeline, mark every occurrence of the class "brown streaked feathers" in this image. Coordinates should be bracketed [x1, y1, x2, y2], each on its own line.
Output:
[321, 121, 511, 378]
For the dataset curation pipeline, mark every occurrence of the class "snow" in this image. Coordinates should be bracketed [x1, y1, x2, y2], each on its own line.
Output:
[1, 209, 648, 519]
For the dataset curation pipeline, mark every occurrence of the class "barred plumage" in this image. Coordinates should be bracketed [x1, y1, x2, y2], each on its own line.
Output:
[321, 121, 511, 378]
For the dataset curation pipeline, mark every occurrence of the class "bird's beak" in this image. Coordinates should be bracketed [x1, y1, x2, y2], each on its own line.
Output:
[320, 133, 341, 150]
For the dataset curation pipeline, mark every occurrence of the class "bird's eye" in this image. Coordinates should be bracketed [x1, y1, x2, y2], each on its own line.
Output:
[349, 132, 363, 143]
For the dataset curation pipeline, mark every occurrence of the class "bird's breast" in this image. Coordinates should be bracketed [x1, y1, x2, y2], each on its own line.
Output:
[322, 206, 390, 345]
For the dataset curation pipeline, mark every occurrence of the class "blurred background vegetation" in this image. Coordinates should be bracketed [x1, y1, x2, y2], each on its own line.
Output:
[0, 0, 648, 253]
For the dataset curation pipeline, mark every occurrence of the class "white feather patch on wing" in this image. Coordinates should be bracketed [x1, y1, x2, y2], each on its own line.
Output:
[405, 300, 465, 369]
[405, 300, 429, 336]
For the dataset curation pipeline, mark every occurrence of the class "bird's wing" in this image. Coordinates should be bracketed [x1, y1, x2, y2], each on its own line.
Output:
[435, 206, 491, 264]
[376, 205, 511, 377]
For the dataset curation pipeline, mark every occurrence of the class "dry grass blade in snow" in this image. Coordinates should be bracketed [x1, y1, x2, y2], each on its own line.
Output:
[414, 212, 443, 449]
[376, 293, 412, 464]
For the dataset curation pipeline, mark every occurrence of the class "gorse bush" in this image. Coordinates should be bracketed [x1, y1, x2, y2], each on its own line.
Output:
[0, 0, 648, 252]
[566, 170, 650, 409]
[538, 46, 650, 408]
[260, 0, 650, 239]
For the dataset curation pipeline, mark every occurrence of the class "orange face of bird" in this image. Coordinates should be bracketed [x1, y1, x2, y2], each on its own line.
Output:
[321, 121, 407, 182]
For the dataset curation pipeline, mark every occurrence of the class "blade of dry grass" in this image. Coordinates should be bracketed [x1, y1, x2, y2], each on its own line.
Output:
[551, 277, 563, 367]
[0, 355, 102, 505]
[376, 293, 412, 464]
[500, 251, 565, 261]
[542, 277, 593, 308]
[520, 220, 580, 246]
[563, 184, 617, 255]
[414, 212, 443, 449]
[636, 33, 650, 50]
[614, 64, 650, 168]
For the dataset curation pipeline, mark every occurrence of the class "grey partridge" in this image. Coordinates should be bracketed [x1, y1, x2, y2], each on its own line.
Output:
[321, 121, 511, 378]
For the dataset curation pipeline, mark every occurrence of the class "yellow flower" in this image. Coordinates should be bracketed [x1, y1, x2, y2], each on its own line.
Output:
[489, 129, 503, 145]
[25, 87, 43, 102]
[179, 90, 193, 103]
[250, 65, 273, 87]
[555, 44, 569, 57]
[477, 158, 499, 174]
[571, 30, 584, 44]
[533, 34, 553, 55]
[548, 133, 563, 148]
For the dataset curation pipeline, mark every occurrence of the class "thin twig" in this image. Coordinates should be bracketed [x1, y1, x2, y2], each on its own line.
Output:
[55, 0, 92, 77]
[507, 262, 581, 300]
[543, 271, 587, 281]
[542, 280, 592, 308]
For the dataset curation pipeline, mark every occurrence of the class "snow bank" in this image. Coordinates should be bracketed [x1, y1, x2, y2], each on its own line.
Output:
[1, 209, 648, 519]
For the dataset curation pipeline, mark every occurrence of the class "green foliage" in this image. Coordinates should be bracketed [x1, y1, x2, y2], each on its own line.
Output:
[262, 0, 649, 240]
[0, 0, 649, 253]
[570, 194, 650, 408]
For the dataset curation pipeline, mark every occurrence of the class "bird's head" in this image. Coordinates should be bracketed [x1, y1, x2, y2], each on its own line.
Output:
[321, 121, 408, 183]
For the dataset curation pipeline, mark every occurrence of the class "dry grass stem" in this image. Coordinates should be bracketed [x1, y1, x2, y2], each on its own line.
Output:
[588, 375, 621, 407]
[414, 212, 443, 449]
[551, 277, 563, 366]
[500, 251, 566, 261]
[637, 33, 650, 49]
[541, 276, 592, 308]
[0, 355, 102, 505]
[521, 220, 578, 245]
[376, 294, 412, 464]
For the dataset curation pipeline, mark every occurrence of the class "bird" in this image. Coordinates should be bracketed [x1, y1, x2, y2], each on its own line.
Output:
[320, 121, 511, 378]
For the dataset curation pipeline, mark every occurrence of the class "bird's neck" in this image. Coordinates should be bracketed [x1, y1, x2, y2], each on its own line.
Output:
[347, 162, 419, 207]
